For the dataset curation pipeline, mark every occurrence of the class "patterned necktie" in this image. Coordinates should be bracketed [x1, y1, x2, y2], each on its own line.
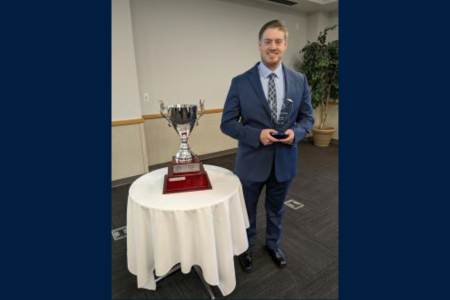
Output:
[268, 73, 277, 122]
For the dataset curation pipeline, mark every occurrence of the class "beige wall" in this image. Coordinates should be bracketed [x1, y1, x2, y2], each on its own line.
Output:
[129, 0, 308, 114]
[112, 0, 148, 181]
[112, 0, 142, 121]
[328, 15, 339, 41]
[112, 123, 148, 181]
[327, 15, 339, 139]
[112, 0, 339, 181]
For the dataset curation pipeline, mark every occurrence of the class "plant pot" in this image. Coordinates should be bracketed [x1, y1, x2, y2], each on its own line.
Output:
[312, 126, 336, 147]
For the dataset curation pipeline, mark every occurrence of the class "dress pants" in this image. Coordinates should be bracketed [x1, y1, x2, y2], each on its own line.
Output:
[239, 166, 292, 252]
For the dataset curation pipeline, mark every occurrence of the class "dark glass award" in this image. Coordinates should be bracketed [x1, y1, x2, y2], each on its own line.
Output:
[271, 98, 294, 137]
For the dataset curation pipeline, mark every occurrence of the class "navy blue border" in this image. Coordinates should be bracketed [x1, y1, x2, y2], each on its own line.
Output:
[340, 1, 449, 299]
[3, 0, 449, 298]
[3, 0, 111, 298]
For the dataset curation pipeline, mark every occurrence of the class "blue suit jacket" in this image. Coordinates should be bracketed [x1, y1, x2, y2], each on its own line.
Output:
[220, 63, 314, 182]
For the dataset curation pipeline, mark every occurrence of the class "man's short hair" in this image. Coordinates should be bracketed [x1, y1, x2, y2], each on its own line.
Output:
[258, 20, 289, 41]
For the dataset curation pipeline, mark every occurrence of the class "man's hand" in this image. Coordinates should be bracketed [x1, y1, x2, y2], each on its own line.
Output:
[260, 129, 279, 146]
[278, 129, 295, 145]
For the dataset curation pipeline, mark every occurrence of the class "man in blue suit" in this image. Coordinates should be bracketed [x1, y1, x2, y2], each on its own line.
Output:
[220, 20, 314, 272]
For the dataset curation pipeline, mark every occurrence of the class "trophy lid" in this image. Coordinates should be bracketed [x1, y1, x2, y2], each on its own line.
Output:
[166, 104, 197, 109]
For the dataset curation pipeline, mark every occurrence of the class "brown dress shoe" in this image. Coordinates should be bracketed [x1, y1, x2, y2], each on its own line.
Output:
[238, 252, 253, 273]
[265, 246, 287, 268]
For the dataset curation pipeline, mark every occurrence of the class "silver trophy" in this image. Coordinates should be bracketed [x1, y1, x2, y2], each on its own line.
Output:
[159, 99, 205, 163]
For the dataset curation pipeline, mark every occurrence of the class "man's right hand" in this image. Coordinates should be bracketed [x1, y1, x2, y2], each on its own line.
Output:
[260, 129, 279, 146]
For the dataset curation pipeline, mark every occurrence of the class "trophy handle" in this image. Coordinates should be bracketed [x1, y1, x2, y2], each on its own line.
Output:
[159, 100, 172, 127]
[195, 99, 206, 126]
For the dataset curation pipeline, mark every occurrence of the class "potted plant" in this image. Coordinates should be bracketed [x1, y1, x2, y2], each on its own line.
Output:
[299, 25, 339, 147]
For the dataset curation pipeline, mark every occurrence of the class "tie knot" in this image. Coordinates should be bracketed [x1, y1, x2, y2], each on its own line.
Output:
[269, 73, 276, 79]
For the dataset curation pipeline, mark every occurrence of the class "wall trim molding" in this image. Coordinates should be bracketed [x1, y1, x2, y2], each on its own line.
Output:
[112, 118, 144, 126]
[112, 109, 225, 124]
[142, 114, 162, 120]
[203, 108, 224, 114]
[111, 147, 238, 187]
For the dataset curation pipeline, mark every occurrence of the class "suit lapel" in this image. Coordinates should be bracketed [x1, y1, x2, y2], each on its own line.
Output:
[247, 63, 272, 117]
[283, 64, 292, 100]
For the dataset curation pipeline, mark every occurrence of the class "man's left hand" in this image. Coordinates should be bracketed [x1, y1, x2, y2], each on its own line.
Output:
[278, 129, 295, 145]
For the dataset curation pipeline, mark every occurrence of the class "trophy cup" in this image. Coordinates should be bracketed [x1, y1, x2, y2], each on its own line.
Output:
[159, 99, 212, 194]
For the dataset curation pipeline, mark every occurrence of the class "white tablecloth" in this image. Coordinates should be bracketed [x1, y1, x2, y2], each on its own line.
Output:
[127, 164, 249, 296]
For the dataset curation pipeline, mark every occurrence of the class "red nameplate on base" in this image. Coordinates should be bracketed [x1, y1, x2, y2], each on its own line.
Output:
[163, 157, 212, 194]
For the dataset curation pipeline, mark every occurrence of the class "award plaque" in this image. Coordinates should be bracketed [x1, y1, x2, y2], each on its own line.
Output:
[272, 98, 294, 135]
[159, 99, 212, 194]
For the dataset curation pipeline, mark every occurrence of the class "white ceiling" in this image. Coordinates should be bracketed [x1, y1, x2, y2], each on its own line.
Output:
[251, 0, 338, 14]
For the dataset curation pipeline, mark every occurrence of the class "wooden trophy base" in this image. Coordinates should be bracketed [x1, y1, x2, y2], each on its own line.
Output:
[162, 157, 212, 194]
